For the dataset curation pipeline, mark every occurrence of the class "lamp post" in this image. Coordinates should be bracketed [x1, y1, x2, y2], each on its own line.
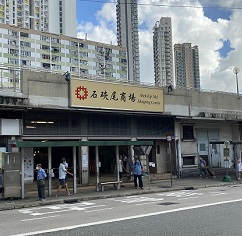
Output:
[233, 67, 240, 95]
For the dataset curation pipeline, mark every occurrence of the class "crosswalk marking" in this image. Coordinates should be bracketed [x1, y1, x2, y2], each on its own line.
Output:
[113, 196, 164, 204]
[159, 191, 203, 198]
[18, 202, 107, 217]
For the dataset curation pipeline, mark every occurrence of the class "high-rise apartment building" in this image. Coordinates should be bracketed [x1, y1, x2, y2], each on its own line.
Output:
[153, 17, 173, 87]
[174, 43, 200, 90]
[0, 23, 127, 83]
[116, 0, 140, 83]
[0, 0, 76, 37]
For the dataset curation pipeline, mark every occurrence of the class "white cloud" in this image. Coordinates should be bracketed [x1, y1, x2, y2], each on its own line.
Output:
[77, 0, 242, 93]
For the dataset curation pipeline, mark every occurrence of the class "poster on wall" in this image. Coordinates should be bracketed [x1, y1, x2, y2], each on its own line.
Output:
[82, 154, 88, 169]
[23, 148, 34, 182]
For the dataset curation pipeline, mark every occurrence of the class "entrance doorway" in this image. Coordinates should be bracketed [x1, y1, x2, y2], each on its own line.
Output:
[197, 131, 220, 167]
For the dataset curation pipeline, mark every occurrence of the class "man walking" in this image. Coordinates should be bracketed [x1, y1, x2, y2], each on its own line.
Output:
[56, 158, 73, 197]
[36, 164, 47, 201]
[132, 156, 144, 189]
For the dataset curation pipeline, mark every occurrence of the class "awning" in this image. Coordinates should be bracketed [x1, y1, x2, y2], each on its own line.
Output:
[16, 140, 153, 148]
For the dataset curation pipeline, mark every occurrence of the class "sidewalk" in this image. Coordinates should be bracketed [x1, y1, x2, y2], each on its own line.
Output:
[0, 174, 241, 211]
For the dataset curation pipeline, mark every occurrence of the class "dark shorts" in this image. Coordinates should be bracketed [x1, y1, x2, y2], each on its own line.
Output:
[59, 179, 66, 187]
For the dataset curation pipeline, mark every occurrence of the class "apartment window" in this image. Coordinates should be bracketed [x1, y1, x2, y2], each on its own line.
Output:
[42, 63, 50, 69]
[20, 32, 28, 37]
[182, 155, 196, 166]
[79, 43, 87, 48]
[120, 58, 126, 63]
[182, 125, 194, 140]
[52, 64, 61, 70]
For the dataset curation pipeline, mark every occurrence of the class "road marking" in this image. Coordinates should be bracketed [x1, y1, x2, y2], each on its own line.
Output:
[18, 203, 106, 216]
[113, 196, 164, 204]
[21, 215, 60, 222]
[178, 197, 199, 201]
[136, 202, 161, 206]
[18, 202, 95, 214]
[85, 208, 113, 213]
[159, 191, 203, 198]
[210, 192, 226, 196]
[12, 198, 242, 236]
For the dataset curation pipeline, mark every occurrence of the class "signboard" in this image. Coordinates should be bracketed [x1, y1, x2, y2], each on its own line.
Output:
[23, 148, 34, 181]
[70, 79, 164, 113]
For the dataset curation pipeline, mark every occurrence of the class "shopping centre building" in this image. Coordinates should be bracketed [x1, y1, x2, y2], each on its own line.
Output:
[1, 67, 242, 197]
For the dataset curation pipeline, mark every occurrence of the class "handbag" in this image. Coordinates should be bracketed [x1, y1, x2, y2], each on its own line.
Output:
[38, 179, 45, 186]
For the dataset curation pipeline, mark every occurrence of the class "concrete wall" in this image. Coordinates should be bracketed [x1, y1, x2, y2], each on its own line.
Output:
[176, 120, 237, 169]
[22, 69, 242, 119]
[22, 69, 68, 108]
[154, 140, 168, 174]
[164, 89, 242, 118]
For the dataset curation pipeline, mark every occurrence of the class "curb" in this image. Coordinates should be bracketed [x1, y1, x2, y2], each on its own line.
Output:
[0, 181, 241, 211]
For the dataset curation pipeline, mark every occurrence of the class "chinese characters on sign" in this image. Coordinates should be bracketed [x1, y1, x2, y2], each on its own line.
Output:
[71, 79, 164, 113]
[90, 90, 136, 102]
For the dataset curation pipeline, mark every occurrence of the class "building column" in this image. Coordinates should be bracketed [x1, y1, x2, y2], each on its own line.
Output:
[48, 146, 52, 196]
[21, 148, 25, 199]
[73, 146, 77, 194]
[79, 137, 89, 185]
[95, 146, 100, 191]
[129, 138, 136, 181]
[116, 145, 120, 190]
[175, 121, 182, 178]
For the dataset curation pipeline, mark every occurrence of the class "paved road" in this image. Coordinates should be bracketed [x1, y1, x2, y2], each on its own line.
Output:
[1, 185, 242, 236]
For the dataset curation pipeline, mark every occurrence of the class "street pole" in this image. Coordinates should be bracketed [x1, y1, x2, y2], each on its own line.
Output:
[146, 154, 151, 190]
[166, 135, 173, 187]
[169, 142, 172, 187]
[233, 67, 240, 95]
[236, 73, 239, 96]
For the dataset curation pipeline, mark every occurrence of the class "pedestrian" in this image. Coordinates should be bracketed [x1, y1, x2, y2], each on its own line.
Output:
[122, 154, 128, 173]
[56, 159, 73, 197]
[236, 157, 242, 180]
[132, 156, 144, 189]
[36, 163, 47, 201]
[199, 157, 209, 179]
[62, 158, 68, 181]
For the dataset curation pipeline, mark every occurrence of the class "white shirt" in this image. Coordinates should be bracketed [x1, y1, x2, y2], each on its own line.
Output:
[59, 163, 66, 179]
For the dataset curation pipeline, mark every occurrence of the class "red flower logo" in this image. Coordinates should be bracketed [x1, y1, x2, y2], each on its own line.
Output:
[75, 86, 88, 100]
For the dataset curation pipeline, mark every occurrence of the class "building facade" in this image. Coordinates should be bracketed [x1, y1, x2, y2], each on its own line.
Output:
[165, 88, 242, 176]
[0, 0, 76, 37]
[1, 67, 242, 194]
[116, 0, 140, 83]
[0, 23, 127, 81]
[174, 43, 200, 90]
[153, 17, 173, 87]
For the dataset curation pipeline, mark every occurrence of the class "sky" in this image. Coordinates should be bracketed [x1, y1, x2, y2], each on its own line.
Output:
[76, 0, 242, 93]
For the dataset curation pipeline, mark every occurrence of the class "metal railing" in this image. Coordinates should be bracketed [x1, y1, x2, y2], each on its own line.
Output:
[0, 66, 22, 92]
[0, 64, 239, 96]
